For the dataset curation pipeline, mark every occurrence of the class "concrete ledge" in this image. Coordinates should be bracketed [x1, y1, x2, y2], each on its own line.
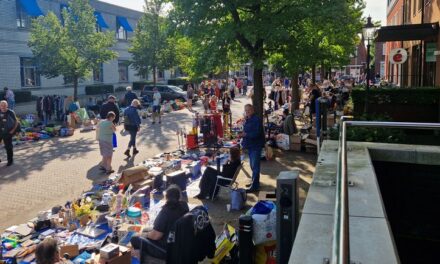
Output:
[290, 140, 440, 263]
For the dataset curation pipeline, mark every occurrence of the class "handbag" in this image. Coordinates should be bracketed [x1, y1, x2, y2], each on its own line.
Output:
[230, 188, 247, 210]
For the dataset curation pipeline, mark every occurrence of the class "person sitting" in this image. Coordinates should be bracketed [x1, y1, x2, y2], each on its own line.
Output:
[130, 185, 189, 261]
[282, 109, 298, 135]
[35, 238, 60, 264]
[196, 147, 241, 199]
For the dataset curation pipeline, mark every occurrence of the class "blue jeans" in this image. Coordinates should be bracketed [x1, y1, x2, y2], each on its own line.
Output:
[7, 100, 15, 110]
[248, 148, 262, 190]
[128, 129, 138, 149]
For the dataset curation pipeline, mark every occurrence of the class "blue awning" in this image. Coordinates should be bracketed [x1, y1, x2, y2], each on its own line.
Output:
[19, 0, 44, 17]
[94, 12, 108, 28]
[117, 16, 133, 32]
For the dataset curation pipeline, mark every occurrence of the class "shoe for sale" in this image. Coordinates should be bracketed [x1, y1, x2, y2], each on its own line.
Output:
[133, 148, 139, 155]
[124, 149, 131, 157]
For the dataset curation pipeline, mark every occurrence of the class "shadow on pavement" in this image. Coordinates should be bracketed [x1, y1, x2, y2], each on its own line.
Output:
[0, 137, 96, 187]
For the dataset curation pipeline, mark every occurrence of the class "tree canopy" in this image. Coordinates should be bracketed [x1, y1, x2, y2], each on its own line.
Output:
[129, 0, 175, 86]
[28, 0, 116, 100]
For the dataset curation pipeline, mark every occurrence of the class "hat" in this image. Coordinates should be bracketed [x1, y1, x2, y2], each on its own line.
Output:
[108, 95, 116, 100]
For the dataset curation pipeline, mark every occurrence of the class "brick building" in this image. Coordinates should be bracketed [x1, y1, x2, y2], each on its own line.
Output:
[0, 0, 170, 96]
[379, 0, 440, 87]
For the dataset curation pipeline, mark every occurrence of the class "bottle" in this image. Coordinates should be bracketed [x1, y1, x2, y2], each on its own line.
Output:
[114, 190, 123, 214]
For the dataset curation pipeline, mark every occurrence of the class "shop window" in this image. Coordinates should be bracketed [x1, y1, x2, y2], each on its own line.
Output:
[20, 57, 41, 87]
[116, 20, 127, 40]
[16, 1, 31, 28]
[93, 63, 104, 83]
[118, 61, 129, 82]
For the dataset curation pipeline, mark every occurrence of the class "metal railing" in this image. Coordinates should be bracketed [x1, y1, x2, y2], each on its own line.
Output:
[331, 118, 440, 264]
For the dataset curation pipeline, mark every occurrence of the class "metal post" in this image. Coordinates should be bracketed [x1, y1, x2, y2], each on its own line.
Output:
[315, 97, 321, 153]
[365, 42, 371, 114]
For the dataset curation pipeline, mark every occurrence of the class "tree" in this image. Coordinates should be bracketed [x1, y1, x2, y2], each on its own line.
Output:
[270, 0, 364, 110]
[28, 0, 116, 100]
[129, 0, 174, 86]
[170, 0, 305, 118]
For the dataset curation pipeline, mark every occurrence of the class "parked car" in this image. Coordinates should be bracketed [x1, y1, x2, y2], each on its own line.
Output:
[141, 85, 198, 106]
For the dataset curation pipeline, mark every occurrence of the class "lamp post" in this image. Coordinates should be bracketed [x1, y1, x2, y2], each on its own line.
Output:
[362, 16, 377, 115]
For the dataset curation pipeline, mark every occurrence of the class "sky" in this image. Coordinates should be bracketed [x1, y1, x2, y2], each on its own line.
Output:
[100, 0, 387, 26]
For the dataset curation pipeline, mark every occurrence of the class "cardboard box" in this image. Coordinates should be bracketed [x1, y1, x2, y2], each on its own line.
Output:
[289, 135, 301, 144]
[93, 246, 131, 264]
[290, 143, 302, 152]
[305, 145, 317, 154]
[305, 138, 318, 146]
[258, 191, 276, 202]
[60, 244, 79, 258]
[100, 244, 120, 260]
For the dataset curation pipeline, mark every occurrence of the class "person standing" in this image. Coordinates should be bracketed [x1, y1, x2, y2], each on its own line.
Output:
[242, 78, 248, 96]
[124, 86, 138, 107]
[96, 111, 116, 174]
[229, 79, 236, 100]
[0, 100, 18, 166]
[187, 84, 194, 112]
[241, 104, 265, 192]
[152, 87, 162, 124]
[100, 95, 120, 124]
[3, 88, 15, 110]
[123, 99, 141, 157]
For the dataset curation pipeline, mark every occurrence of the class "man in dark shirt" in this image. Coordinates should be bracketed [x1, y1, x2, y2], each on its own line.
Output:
[131, 185, 189, 260]
[124, 86, 138, 107]
[242, 104, 265, 192]
[100, 95, 120, 124]
[0, 100, 18, 166]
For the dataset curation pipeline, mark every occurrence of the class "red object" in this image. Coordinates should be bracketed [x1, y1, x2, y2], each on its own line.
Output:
[393, 53, 402, 62]
[186, 134, 198, 149]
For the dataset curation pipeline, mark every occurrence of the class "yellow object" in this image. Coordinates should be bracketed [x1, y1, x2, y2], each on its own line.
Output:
[210, 224, 236, 264]
[255, 241, 277, 264]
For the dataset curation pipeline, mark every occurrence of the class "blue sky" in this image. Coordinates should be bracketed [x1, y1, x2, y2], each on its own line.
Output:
[100, 0, 387, 25]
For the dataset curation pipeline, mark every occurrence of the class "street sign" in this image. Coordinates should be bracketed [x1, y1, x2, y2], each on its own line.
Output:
[389, 48, 408, 64]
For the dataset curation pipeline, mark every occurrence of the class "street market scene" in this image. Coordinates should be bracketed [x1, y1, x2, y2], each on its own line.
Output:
[1, 0, 440, 264]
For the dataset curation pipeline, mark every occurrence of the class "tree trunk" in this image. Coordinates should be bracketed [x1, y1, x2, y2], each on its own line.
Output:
[73, 77, 78, 101]
[291, 70, 300, 111]
[312, 64, 316, 84]
[252, 67, 264, 120]
[153, 66, 157, 87]
[320, 62, 325, 81]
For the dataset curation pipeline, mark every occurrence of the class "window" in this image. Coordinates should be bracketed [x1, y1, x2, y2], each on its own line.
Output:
[118, 61, 129, 82]
[405, 0, 411, 23]
[116, 20, 127, 40]
[418, 0, 422, 10]
[413, 0, 417, 15]
[16, 2, 30, 28]
[93, 63, 103, 83]
[20, 57, 40, 87]
[158, 70, 164, 79]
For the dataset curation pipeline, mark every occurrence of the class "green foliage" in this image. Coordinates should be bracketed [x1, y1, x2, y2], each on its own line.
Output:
[129, 0, 174, 85]
[329, 114, 407, 143]
[28, 0, 117, 100]
[132, 81, 154, 91]
[352, 87, 440, 106]
[0, 90, 32, 103]
[115, 86, 127, 92]
[85, 85, 114, 95]
[168, 77, 189, 86]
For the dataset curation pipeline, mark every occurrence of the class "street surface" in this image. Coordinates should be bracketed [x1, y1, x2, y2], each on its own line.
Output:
[0, 95, 250, 230]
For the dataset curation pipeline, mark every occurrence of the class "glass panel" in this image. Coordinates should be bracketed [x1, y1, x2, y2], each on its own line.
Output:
[118, 62, 128, 82]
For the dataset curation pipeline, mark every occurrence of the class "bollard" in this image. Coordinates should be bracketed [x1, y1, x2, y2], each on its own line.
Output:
[276, 170, 299, 264]
[239, 215, 254, 264]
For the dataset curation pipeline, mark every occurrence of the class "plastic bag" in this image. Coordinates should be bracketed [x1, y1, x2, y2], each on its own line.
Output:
[275, 133, 290, 150]
[252, 205, 276, 245]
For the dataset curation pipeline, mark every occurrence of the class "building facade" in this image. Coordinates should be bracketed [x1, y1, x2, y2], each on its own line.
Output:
[382, 0, 440, 87]
[385, 0, 404, 86]
[0, 0, 170, 96]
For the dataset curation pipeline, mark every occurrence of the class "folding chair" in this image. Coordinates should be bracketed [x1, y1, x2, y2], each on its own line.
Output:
[211, 162, 243, 201]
